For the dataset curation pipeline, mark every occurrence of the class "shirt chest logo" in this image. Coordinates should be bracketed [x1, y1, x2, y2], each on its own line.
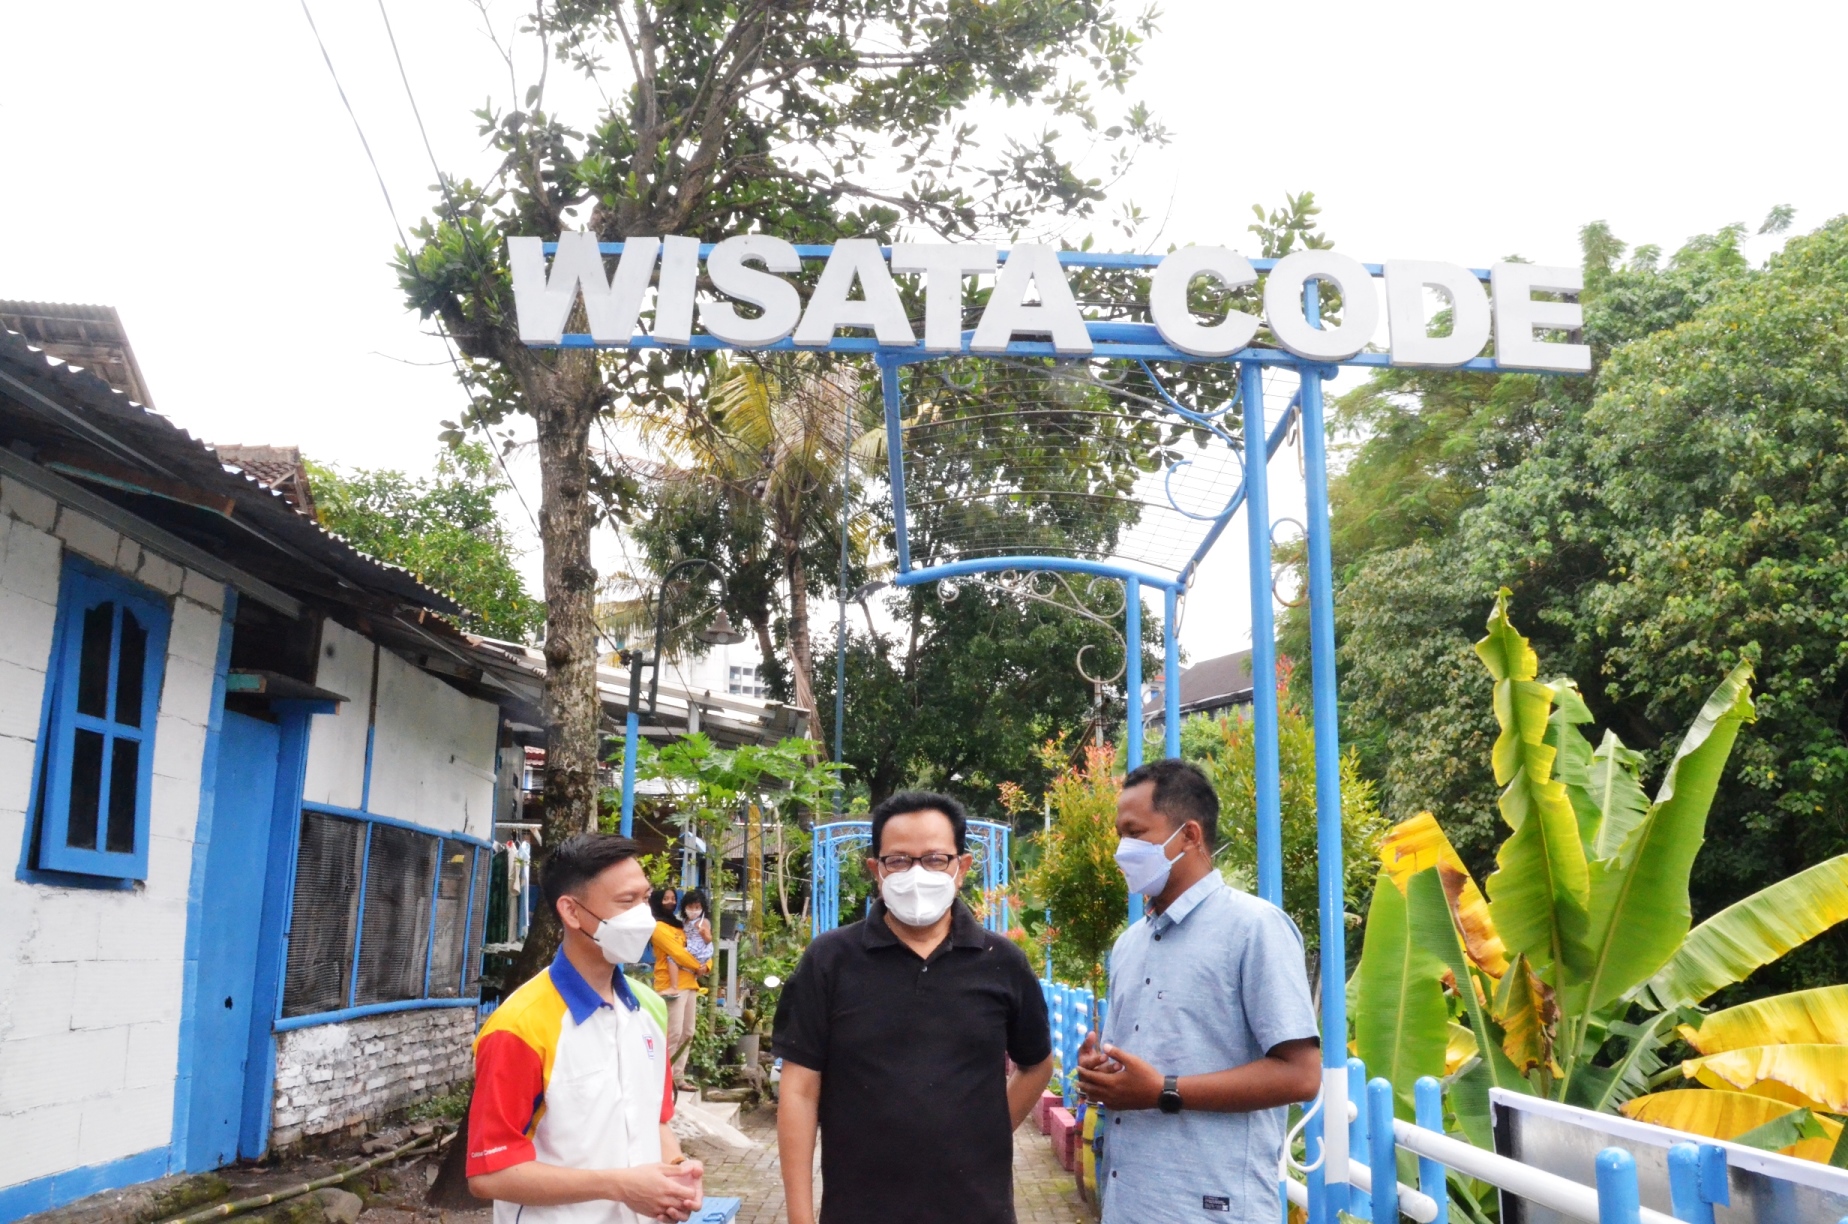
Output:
[644, 1035, 657, 1060]
[1202, 1195, 1230, 1212]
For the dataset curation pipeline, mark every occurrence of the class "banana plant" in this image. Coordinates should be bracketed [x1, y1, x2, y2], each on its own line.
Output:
[1351, 592, 1848, 1162]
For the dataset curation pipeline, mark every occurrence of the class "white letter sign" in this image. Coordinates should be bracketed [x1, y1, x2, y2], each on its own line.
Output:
[1263, 250, 1380, 363]
[1491, 263, 1590, 373]
[507, 232, 1599, 380]
[699, 235, 804, 347]
[1149, 246, 1260, 358]
[972, 244, 1092, 355]
[794, 240, 915, 347]
[508, 232, 658, 345]
[1383, 260, 1491, 368]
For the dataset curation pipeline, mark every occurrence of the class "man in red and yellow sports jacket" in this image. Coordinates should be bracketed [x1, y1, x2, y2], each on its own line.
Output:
[467, 834, 703, 1224]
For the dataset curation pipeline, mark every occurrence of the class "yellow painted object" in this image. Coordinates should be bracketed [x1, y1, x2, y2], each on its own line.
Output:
[1080, 1106, 1100, 1200]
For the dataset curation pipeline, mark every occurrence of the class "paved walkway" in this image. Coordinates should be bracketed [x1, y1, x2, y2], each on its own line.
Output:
[689, 1104, 1093, 1224]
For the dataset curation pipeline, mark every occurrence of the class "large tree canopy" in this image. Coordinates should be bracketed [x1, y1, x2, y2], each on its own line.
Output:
[1309, 214, 1848, 993]
[308, 444, 544, 642]
[394, 0, 1164, 948]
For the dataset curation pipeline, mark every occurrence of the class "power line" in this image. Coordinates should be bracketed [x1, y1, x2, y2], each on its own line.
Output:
[295, 0, 540, 537]
[371, 0, 539, 537]
[296, 0, 411, 252]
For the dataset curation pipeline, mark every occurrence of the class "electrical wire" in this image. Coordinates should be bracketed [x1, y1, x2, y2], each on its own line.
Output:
[295, 0, 540, 536]
[372, 0, 540, 535]
[296, 0, 412, 252]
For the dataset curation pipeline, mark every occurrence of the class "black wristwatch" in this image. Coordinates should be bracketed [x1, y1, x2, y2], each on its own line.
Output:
[1158, 1074, 1183, 1114]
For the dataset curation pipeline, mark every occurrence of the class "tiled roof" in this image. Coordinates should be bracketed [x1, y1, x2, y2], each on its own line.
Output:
[1144, 647, 1255, 717]
[215, 444, 318, 517]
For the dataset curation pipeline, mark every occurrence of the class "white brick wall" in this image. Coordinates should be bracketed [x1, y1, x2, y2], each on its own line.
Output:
[269, 1009, 476, 1150]
[0, 491, 229, 1194]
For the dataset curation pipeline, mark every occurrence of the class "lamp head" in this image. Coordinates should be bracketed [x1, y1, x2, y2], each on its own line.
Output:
[701, 607, 747, 646]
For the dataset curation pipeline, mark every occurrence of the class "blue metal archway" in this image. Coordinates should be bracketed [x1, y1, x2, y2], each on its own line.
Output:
[527, 240, 1586, 1224]
[810, 818, 1011, 936]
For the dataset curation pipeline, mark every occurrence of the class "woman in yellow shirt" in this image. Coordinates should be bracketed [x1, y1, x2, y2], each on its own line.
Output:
[650, 887, 707, 1088]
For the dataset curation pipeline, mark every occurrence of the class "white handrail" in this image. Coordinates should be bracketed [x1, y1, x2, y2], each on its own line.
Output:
[1344, 1163, 1439, 1222]
[1391, 1118, 1679, 1224]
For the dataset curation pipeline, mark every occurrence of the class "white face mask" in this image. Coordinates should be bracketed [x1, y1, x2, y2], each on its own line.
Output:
[880, 863, 960, 927]
[1114, 825, 1186, 898]
[578, 898, 657, 965]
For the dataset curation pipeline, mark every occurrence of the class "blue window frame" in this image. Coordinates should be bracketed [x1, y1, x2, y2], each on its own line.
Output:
[29, 558, 171, 880]
[278, 806, 490, 1025]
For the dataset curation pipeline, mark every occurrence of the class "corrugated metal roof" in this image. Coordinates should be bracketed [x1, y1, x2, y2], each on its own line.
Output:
[0, 320, 459, 617]
[0, 300, 156, 408]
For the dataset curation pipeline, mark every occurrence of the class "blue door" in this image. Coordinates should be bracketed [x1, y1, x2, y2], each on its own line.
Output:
[185, 711, 279, 1170]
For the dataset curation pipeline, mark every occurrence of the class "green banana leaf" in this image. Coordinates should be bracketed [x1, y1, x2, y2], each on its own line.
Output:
[1478, 592, 1592, 984]
[1731, 1106, 1834, 1153]
[1643, 853, 1848, 1010]
[1353, 867, 1450, 1114]
[1580, 662, 1755, 1014]
[1588, 730, 1650, 860]
[1546, 681, 1603, 851]
[1576, 1009, 1683, 1114]
[1405, 860, 1529, 1144]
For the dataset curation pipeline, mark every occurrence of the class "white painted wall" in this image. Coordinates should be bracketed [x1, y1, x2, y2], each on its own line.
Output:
[302, 622, 499, 839]
[366, 647, 497, 839]
[0, 474, 227, 1193]
[301, 619, 373, 810]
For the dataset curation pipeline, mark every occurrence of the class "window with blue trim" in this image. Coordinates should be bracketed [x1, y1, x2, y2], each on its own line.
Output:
[280, 809, 490, 1019]
[28, 559, 171, 880]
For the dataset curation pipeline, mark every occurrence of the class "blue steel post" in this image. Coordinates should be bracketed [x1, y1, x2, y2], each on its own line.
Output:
[1125, 576, 1143, 767]
[835, 367, 852, 816]
[619, 709, 639, 837]
[1348, 1058, 1370, 1221]
[880, 356, 910, 574]
[1163, 586, 1181, 759]
[1668, 1144, 1708, 1224]
[1595, 1149, 1642, 1224]
[1367, 1078, 1396, 1224]
[1125, 575, 1144, 925]
[1414, 1077, 1449, 1224]
[1305, 364, 1349, 1224]
[1240, 360, 1284, 908]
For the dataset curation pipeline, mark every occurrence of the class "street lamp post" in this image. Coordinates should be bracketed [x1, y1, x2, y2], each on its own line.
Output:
[616, 558, 745, 836]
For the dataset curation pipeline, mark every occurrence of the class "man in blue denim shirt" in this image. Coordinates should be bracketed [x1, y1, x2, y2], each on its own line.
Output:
[1077, 759, 1320, 1223]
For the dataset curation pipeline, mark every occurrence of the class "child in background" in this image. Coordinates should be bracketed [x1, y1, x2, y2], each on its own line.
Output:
[680, 889, 714, 965]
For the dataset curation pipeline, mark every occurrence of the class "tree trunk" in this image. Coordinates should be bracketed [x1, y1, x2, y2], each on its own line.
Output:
[785, 547, 820, 753]
[514, 364, 604, 984]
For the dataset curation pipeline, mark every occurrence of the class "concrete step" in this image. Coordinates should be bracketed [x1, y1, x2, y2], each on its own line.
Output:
[677, 1090, 740, 1128]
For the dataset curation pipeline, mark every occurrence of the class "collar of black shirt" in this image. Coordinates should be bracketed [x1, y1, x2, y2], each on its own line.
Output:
[862, 896, 988, 954]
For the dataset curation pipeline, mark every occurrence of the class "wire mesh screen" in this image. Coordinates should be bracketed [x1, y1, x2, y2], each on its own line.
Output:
[282, 811, 366, 1017]
[426, 841, 474, 998]
[896, 358, 1299, 581]
[356, 823, 437, 1005]
[463, 847, 490, 998]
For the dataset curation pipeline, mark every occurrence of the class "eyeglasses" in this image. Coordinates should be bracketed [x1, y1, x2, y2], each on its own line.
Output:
[876, 852, 959, 873]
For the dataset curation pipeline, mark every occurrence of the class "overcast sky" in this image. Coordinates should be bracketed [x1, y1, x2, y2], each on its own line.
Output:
[3, 0, 1843, 670]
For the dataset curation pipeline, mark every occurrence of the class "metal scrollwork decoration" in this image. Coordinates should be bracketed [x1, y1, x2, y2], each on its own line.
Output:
[1269, 516, 1309, 609]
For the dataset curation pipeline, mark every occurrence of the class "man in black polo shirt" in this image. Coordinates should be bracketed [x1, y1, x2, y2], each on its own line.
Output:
[773, 791, 1054, 1224]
